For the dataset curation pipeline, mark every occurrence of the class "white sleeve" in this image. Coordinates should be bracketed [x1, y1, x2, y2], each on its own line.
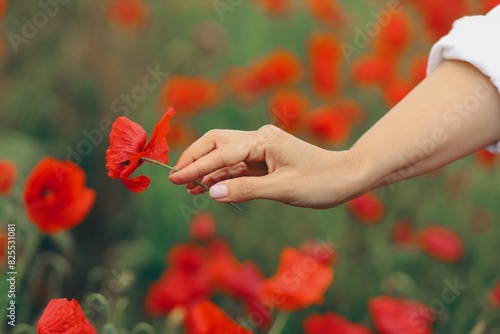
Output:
[427, 5, 500, 153]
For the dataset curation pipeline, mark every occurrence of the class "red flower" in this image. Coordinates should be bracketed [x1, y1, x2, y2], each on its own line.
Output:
[484, 0, 500, 13]
[185, 300, 253, 334]
[348, 192, 385, 224]
[369, 296, 434, 334]
[0, 0, 6, 18]
[304, 312, 372, 334]
[160, 77, 221, 114]
[475, 149, 497, 168]
[256, 0, 290, 15]
[299, 239, 338, 266]
[382, 77, 415, 107]
[145, 244, 212, 315]
[23, 158, 96, 234]
[490, 281, 500, 307]
[106, 107, 175, 193]
[37, 298, 96, 334]
[308, 33, 342, 98]
[374, 13, 412, 59]
[208, 239, 271, 328]
[351, 56, 393, 87]
[414, 225, 464, 262]
[411, 56, 428, 84]
[392, 219, 415, 247]
[307, 106, 352, 145]
[268, 90, 309, 132]
[190, 212, 216, 241]
[260, 247, 334, 311]
[0, 159, 17, 196]
[306, 0, 343, 26]
[107, 0, 150, 30]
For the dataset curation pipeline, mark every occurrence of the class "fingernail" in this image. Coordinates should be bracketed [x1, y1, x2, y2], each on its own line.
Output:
[209, 185, 228, 199]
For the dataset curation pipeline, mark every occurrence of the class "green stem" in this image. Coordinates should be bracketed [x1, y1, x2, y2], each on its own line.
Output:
[267, 312, 289, 334]
[141, 157, 242, 213]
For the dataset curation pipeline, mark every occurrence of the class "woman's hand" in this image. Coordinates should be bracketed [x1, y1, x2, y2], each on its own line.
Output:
[169, 125, 365, 208]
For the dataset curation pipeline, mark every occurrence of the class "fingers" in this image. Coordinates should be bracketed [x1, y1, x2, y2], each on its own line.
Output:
[208, 174, 287, 203]
[173, 129, 248, 170]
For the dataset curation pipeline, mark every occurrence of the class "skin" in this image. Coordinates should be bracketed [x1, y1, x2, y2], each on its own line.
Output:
[169, 60, 500, 208]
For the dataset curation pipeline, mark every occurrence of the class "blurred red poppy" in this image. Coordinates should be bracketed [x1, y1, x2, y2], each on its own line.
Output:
[256, 0, 290, 15]
[348, 192, 385, 224]
[374, 13, 413, 59]
[475, 149, 497, 168]
[299, 239, 338, 266]
[23, 158, 96, 234]
[0, 0, 6, 18]
[414, 225, 464, 262]
[160, 76, 222, 114]
[307, 106, 353, 145]
[304, 312, 372, 334]
[224, 50, 301, 102]
[145, 244, 212, 315]
[411, 56, 428, 84]
[190, 212, 216, 241]
[392, 219, 415, 247]
[484, 0, 500, 12]
[369, 296, 434, 334]
[490, 281, 500, 307]
[107, 0, 150, 30]
[411, 0, 469, 41]
[268, 90, 309, 132]
[0, 159, 17, 196]
[106, 107, 175, 193]
[261, 247, 334, 311]
[382, 77, 415, 107]
[207, 239, 272, 328]
[306, 0, 343, 26]
[37, 298, 96, 334]
[185, 300, 253, 334]
[351, 56, 394, 87]
[308, 33, 341, 98]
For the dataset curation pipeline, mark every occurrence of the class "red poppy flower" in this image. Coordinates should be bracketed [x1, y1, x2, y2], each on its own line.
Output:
[0, 159, 17, 196]
[484, 0, 500, 13]
[37, 298, 97, 334]
[308, 33, 341, 98]
[145, 244, 212, 315]
[351, 56, 393, 87]
[268, 90, 309, 132]
[382, 77, 415, 107]
[369, 296, 434, 334]
[160, 77, 221, 114]
[107, 0, 150, 30]
[307, 106, 353, 145]
[207, 239, 271, 328]
[224, 50, 301, 101]
[0, 0, 6, 18]
[392, 219, 415, 247]
[374, 13, 412, 59]
[23, 158, 96, 234]
[185, 300, 253, 334]
[490, 281, 500, 307]
[475, 149, 497, 168]
[190, 212, 216, 241]
[414, 225, 464, 262]
[256, 0, 290, 15]
[348, 192, 385, 224]
[260, 247, 334, 312]
[306, 0, 343, 26]
[106, 107, 175, 193]
[299, 240, 338, 266]
[304, 312, 372, 334]
[411, 56, 428, 84]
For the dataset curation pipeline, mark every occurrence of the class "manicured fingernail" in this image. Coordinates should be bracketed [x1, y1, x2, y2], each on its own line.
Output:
[209, 185, 228, 199]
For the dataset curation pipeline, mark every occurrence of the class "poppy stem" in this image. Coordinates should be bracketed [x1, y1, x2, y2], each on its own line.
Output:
[268, 311, 289, 334]
[141, 157, 243, 213]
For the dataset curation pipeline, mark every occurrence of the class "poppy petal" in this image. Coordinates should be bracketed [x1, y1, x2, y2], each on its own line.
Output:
[143, 107, 176, 164]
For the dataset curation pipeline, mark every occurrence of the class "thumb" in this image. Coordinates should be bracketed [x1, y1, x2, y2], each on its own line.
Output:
[208, 175, 283, 202]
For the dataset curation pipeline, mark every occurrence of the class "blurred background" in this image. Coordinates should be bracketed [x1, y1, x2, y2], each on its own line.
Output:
[1, 0, 500, 333]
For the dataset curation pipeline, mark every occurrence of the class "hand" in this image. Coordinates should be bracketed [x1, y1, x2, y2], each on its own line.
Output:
[169, 125, 365, 208]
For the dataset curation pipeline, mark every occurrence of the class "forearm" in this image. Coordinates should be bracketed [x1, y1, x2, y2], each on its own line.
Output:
[350, 60, 500, 189]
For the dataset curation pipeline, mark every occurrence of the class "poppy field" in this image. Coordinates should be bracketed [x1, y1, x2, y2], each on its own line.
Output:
[1, 0, 500, 333]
